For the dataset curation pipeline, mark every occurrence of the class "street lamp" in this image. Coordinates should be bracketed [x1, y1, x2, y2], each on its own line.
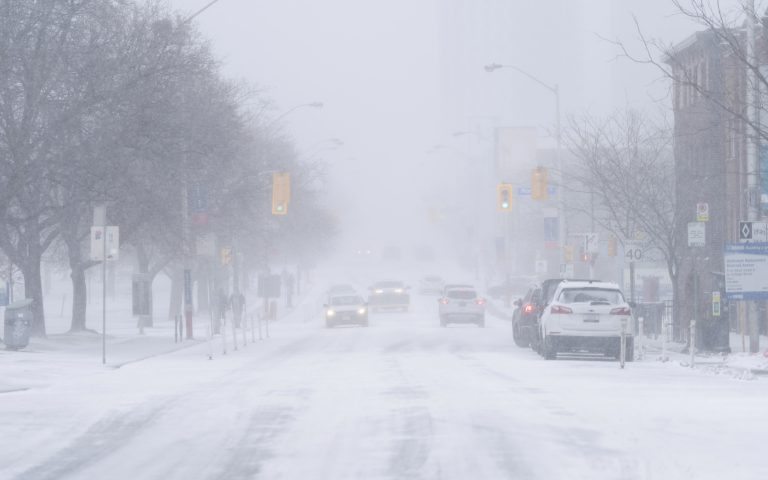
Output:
[484, 62, 566, 272]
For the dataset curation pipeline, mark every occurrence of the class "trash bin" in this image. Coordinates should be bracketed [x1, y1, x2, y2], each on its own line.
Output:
[4, 299, 33, 350]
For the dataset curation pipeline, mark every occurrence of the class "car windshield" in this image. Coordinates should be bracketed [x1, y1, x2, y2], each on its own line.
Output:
[447, 290, 477, 300]
[558, 288, 624, 305]
[330, 295, 364, 306]
[375, 281, 402, 288]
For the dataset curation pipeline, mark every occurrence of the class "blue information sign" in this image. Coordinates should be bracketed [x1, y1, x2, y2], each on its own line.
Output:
[725, 243, 768, 300]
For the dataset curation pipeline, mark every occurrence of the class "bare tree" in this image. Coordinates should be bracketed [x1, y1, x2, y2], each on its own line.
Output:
[563, 109, 681, 321]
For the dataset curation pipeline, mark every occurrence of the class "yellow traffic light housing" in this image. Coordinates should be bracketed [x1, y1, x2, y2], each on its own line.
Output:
[497, 183, 514, 211]
[531, 167, 549, 200]
[563, 244, 574, 263]
[271, 172, 291, 215]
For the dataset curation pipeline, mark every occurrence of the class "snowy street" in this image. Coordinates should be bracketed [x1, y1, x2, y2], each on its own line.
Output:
[2, 293, 767, 480]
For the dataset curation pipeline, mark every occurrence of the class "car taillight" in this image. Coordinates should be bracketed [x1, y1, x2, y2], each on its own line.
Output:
[475, 298, 486, 306]
[550, 305, 573, 314]
[523, 304, 534, 314]
[610, 307, 631, 315]
[439, 298, 450, 305]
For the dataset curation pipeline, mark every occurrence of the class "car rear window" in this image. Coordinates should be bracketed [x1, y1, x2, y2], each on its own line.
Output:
[558, 288, 624, 305]
[447, 290, 477, 300]
[376, 281, 403, 288]
[331, 295, 363, 306]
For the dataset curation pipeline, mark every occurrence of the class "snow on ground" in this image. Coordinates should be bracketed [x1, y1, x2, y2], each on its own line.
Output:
[1, 268, 768, 479]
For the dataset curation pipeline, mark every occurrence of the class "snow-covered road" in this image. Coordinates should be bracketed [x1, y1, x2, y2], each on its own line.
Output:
[2, 295, 767, 480]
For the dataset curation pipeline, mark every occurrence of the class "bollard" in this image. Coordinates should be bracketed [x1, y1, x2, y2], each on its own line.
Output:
[232, 313, 238, 351]
[207, 324, 213, 360]
[638, 316, 644, 361]
[689, 320, 696, 368]
[251, 314, 256, 342]
[221, 315, 227, 355]
[619, 317, 627, 369]
[174, 315, 179, 343]
[660, 320, 669, 362]
[266, 312, 270, 339]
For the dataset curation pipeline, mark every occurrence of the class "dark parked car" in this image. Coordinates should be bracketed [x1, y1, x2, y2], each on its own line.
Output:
[512, 278, 597, 351]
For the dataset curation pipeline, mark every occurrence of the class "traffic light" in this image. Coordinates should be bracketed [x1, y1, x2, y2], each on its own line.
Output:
[531, 166, 549, 200]
[563, 245, 574, 263]
[497, 183, 514, 211]
[271, 172, 291, 215]
[220, 246, 232, 266]
[607, 236, 617, 257]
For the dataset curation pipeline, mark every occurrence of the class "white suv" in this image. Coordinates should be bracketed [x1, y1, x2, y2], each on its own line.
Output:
[538, 281, 633, 360]
[438, 287, 486, 327]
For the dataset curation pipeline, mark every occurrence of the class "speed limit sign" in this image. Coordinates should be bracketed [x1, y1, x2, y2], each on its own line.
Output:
[625, 243, 643, 262]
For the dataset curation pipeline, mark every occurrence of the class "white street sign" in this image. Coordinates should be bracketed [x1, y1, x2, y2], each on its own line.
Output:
[688, 222, 705, 247]
[584, 233, 599, 254]
[90, 226, 119, 261]
[739, 221, 768, 242]
[696, 202, 709, 222]
[625, 242, 644, 262]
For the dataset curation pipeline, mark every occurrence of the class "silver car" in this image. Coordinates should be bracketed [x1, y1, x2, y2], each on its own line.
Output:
[438, 287, 486, 327]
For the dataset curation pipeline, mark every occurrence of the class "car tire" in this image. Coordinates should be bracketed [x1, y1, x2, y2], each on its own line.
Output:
[543, 335, 557, 360]
[512, 324, 528, 348]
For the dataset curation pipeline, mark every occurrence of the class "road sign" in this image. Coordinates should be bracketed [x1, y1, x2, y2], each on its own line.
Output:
[90, 226, 119, 261]
[696, 202, 709, 222]
[560, 263, 574, 278]
[712, 291, 721, 317]
[584, 233, 599, 254]
[739, 221, 768, 242]
[688, 222, 705, 247]
[625, 242, 644, 262]
[725, 243, 768, 300]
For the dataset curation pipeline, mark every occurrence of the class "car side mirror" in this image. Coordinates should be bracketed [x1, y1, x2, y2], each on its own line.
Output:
[513, 299, 522, 307]
[323, 304, 328, 308]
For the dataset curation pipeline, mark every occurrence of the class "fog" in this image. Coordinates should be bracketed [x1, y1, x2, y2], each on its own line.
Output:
[169, 0, 694, 263]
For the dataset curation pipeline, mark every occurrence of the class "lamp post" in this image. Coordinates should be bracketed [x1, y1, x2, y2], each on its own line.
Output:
[484, 63, 566, 272]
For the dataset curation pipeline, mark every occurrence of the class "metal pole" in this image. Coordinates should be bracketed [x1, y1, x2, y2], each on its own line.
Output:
[620, 317, 627, 369]
[745, 1, 762, 353]
[690, 319, 696, 368]
[555, 84, 567, 271]
[102, 224, 107, 365]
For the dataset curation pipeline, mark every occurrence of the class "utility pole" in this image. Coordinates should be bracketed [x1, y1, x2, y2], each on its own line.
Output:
[745, 0, 761, 353]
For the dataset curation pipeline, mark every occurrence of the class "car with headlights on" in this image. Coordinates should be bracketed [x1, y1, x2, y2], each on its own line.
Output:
[438, 287, 486, 327]
[538, 281, 633, 360]
[368, 280, 410, 312]
[324, 294, 369, 328]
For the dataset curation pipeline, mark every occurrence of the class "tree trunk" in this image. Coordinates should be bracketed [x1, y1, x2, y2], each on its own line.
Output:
[69, 265, 88, 331]
[63, 228, 90, 332]
[168, 266, 183, 320]
[20, 256, 46, 337]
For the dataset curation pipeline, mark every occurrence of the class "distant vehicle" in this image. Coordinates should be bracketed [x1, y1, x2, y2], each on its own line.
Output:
[538, 281, 633, 361]
[368, 280, 410, 311]
[487, 276, 536, 301]
[441, 283, 473, 296]
[381, 246, 402, 262]
[419, 275, 444, 295]
[438, 287, 486, 327]
[327, 284, 357, 297]
[324, 294, 369, 328]
[511, 284, 542, 347]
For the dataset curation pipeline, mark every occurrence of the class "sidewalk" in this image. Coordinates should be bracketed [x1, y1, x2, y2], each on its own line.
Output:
[0, 280, 322, 395]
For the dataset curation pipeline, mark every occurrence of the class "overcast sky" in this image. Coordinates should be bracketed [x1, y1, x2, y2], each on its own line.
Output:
[167, 0, 698, 251]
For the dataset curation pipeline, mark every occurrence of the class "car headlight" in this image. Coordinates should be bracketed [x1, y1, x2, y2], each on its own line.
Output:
[374, 289, 384, 294]
[394, 288, 403, 293]
[326, 309, 336, 317]
[357, 308, 366, 315]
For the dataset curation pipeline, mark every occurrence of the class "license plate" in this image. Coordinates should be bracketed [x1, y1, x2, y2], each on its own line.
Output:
[583, 314, 599, 323]
[459, 302, 467, 307]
